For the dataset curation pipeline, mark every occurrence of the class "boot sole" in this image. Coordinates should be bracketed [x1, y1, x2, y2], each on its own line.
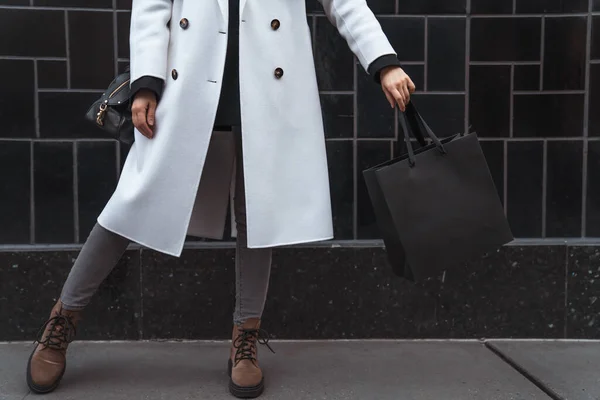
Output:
[227, 359, 264, 399]
[26, 347, 65, 394]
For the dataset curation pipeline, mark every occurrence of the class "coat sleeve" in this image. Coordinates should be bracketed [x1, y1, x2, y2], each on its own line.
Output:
[317, 0, 397, 73]
[129, 0, 173, 83]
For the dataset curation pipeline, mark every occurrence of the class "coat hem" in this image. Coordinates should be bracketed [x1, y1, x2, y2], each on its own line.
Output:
[246, 235, 334, 249]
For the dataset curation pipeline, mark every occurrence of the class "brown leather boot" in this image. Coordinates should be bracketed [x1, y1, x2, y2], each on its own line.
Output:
[227, 318, 274, 398]
[26, 300, 80, 394]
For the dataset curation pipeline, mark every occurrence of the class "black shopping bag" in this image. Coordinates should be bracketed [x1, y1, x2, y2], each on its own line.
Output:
[363, 102, 513, 282]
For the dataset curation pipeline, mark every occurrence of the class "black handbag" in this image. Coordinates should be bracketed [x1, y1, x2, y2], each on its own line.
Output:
[363, 102, 513, 281]
[85, 67, 134, 144]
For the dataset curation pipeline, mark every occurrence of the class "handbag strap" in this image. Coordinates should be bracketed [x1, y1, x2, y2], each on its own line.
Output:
[398, 102, 447, 168]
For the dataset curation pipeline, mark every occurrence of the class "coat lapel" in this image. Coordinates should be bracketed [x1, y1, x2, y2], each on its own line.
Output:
[217, 0, 227, 21]
[240, 0, 247, 19]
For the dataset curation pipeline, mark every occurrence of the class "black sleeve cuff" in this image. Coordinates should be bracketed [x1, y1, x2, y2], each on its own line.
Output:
[129, 76, 164, 102]
[368, 54, 402, 84]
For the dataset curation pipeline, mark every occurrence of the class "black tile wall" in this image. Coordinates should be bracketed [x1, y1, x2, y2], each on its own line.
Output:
[543, 17, 587, 91]
[514, 64, 541, 91]
[513, 94, 584, 137]
[471, 18, 541, 62]
[0, 59, 35, 138]
[507, 141, 544, 237]
[546, 141, 583, 237]
[33, 142, 74, 243]
[77, 142, 117, 241]
[0, 3, 597, 249]
[587, 142, 600, 236]
[0, 142, 30, 244]
[516, 0, 589, 13]
[427, 17, 466, 91]
[469, 65, 511, 137]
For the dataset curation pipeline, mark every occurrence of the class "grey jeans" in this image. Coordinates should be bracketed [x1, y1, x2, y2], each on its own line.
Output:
[60, 127, 272, 325]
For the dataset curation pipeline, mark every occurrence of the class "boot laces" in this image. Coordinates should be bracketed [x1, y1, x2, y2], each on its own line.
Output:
[35, 315, 76, 350]
[234, 328, 275, 365]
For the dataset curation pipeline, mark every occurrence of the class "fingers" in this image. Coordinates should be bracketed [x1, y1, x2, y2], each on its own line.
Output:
[407, 78, 416, 94]
[390, 87, 406, 112]
[132, 102, 154, 139]
[383, 74, 415, 112]
[383, 89, 396, 109]
[147, 101, 157, 128]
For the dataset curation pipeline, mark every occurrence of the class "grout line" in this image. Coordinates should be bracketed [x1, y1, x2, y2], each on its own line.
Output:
[514, 90, 586, 95]
[38, 88, 104, 93]
[116, 139, 122, 179]
[33, 60, 40, 138]
[65, 10, 71, 89]
[542, 141, 548, 237]
[582, 2, 593, 237]
[504, 141, 508, 216]
[414, 91, 467, 95]
[564, 246, 569, 338]
[470, 12, 589, 18]
[464, 0, 471, 134]
[29, 142, 35, 245]
[352, 61, 358, 240]
[311, 15, 316, 51]
[73, 142, 79, 243]
[0, 5, 114, 11]
[395, 0, 399, 14]
[540, 16, 545, 90]
[470, 61, 541, 66]
[591, 60, 600, 64]
[112, 0, 119, 76]
[485, 343, 563, 400]
[319, 90, 354, 95]
[0, 56, 67, 61]
[424, 17, 428, 91]
[509, 65, 514, 137]
[138, 249, 144, 340]
[512, 0, 516, 14]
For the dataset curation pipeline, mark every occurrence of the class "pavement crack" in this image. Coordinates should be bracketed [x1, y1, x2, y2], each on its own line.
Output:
[21, 390, 31, 400]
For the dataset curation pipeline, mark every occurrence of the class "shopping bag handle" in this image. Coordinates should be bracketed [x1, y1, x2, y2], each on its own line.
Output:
[398, 103, 447, 167]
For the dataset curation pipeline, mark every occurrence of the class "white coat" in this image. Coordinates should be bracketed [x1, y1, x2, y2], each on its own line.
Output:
[98, 0, 397, 257]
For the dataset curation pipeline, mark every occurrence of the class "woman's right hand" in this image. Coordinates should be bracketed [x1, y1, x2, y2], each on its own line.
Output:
[132, 89, 158, 139]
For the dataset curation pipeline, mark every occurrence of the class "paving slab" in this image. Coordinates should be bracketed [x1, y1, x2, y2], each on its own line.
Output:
[487, 340, 600, 400]
[0, 341, 549, 400]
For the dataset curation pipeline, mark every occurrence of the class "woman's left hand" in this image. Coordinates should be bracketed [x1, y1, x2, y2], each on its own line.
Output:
[380, 66, 416, 112]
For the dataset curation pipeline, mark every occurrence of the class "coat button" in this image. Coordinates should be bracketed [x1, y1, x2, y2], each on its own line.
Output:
[180, 18, 189, 29]
[274, 67, 284, 79]
[171, 69, 178, 80]
[271, 19, 280, 30]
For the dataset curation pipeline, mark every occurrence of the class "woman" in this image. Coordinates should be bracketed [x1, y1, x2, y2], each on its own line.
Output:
[26, 0, 415, 397]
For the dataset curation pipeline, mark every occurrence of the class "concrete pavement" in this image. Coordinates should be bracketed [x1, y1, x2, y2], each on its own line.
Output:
[1, 340, 597, 400]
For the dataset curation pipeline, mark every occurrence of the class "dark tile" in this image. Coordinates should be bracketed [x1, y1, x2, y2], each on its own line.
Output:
[0, 60, 35, 138]
[513, 94, 584, 137]
[0, 9, 65, 57]
[587, 142, 600, 236]
[365, 0, 395, 14]
[357, 141, 391, 239]
[543, 17, 587, 90]
[479, 141, 504, 204]
[567, 246, 600, 338]
[471, 18, 541, 62]
[507, 141, 543, 237]
[428, 18, 466, 91]
[402, 64, 425, 91]
[595, 0, 600, 10]
[39, 92, 106, 139]
[0, 250, 141, 341]
[546, 141, 583, 237]
[263, 246, 565, 339]
[357, 68, 395, 138]
[314, 16, 354, 91]
[306, 0, 321, 13]
[77, 142, 117, 242]
[68, 11, 115, 89]
[141, 249, 236, 339]
[379, 17, 425, 62]
[471, 0, 513, 13]
[37, 60, 67, 89]
[516, 0, 589, 13]
[410, 94, 465, 137]
[117, 0, 132, 9]
[117, 11, 131, 59]
[326, 141, 354, 239]
[4, 0, 29, 4]
[514, 64, 540, 91]
[469, 65, 511, 137]
[591, 65, 600, 136]
[118, 61, 130, 74]
[397, 0, 466, 14]
[320, 94, 353, 139]
[592, 16, 600, 61]
[34, 142, 74, 243]
[34, 0, 112, 6]
[0, 142, 30, 244]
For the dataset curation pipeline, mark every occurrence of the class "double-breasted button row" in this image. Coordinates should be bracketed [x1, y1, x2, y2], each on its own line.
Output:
[171, 69, 178, 80]
[271, 19, 280, 30]
[180, 18, 189, 29]
[274, 67, 284, 79]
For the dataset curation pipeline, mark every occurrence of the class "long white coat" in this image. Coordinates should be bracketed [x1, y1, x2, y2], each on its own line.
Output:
[98, 0, 397, 257]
